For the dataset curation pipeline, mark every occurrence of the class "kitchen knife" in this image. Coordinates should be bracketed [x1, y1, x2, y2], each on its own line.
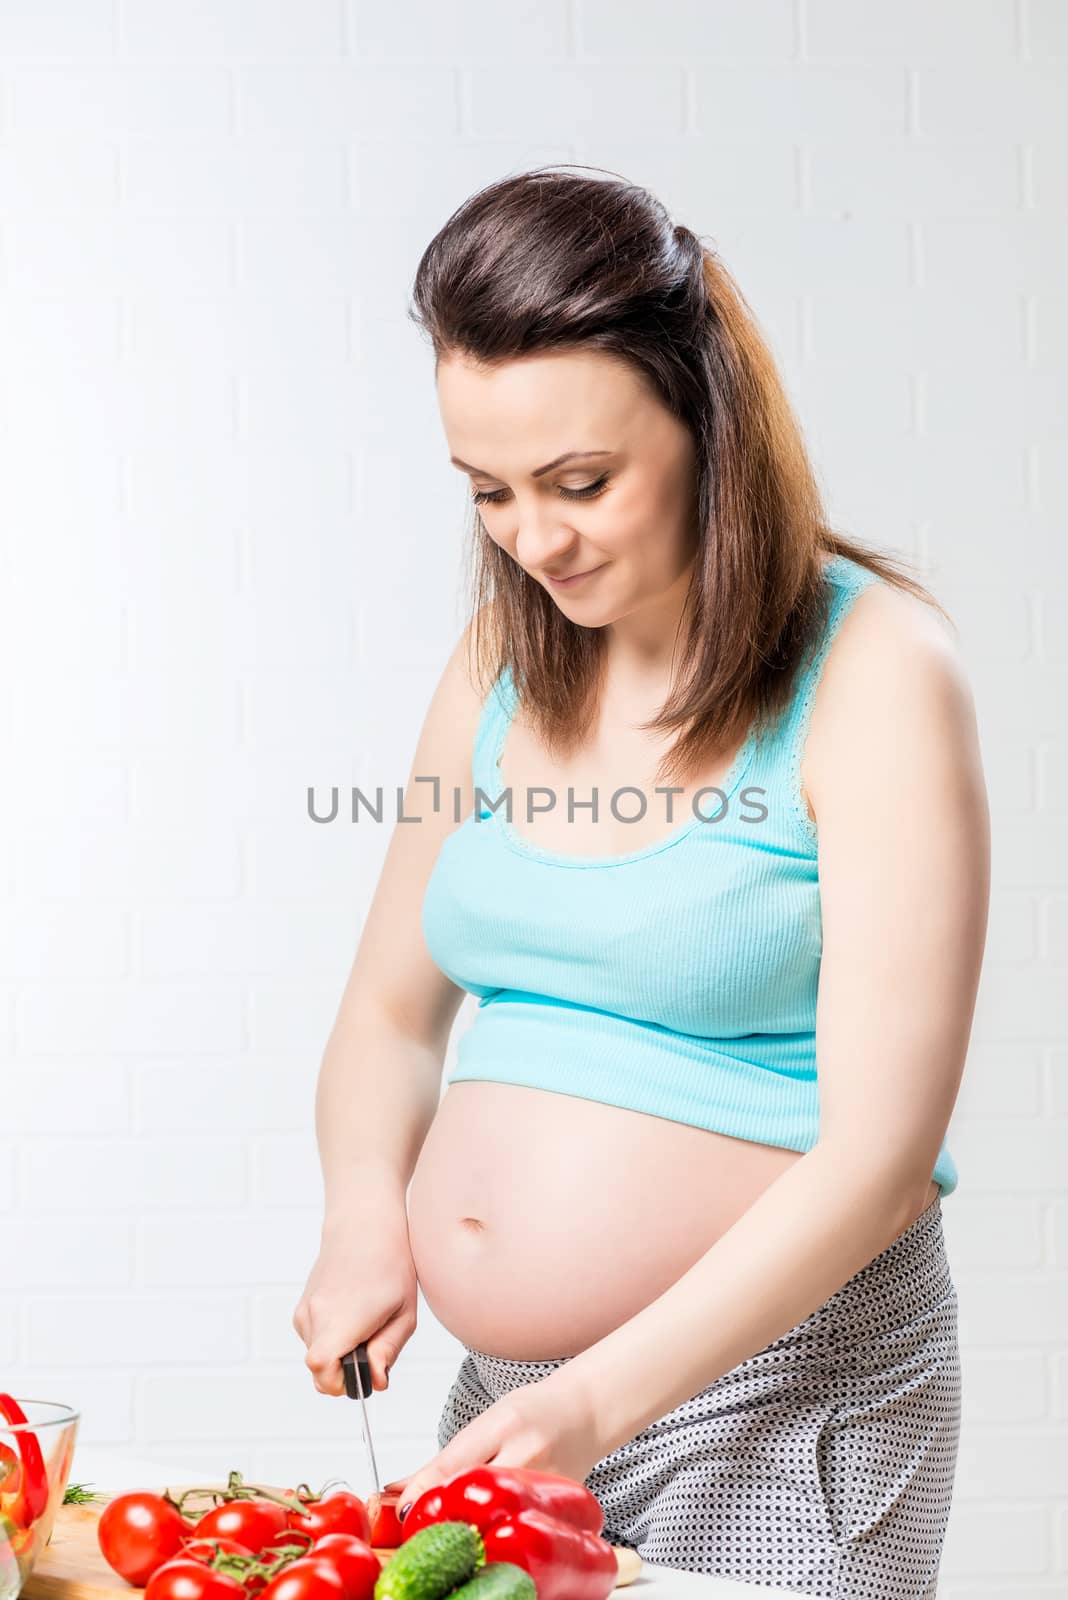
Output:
[341, 1342, 382, 1498]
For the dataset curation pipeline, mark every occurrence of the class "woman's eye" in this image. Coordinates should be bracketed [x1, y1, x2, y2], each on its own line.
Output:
[471, 475, 609, 507]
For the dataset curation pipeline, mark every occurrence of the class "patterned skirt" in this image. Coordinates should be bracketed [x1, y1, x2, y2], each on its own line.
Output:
[437, 1193, 960, 1600]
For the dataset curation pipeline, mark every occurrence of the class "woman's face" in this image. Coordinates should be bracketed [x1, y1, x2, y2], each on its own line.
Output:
[437, 348, 699, 626]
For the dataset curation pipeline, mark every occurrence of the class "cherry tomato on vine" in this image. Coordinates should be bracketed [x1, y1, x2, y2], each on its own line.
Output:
[181, 1537, 254, 1565]
[242, 1529, 315, 1596]
[284, 1492, 371, 1546]
[307, 1534, 378, 1600]
[194, 1499, 289, 1555]
[259, 1557, 347, 1600]
[260, 1526, 314, 1557]
[145, 1556, 247, 1600]
[97, 1491, 195, 1586]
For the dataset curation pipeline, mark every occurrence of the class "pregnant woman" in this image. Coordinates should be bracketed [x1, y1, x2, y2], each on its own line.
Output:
[293, 168, 989, 1600]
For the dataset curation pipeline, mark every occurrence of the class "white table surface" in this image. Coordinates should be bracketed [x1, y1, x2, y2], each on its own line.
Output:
[68, 1447, 803, 1600]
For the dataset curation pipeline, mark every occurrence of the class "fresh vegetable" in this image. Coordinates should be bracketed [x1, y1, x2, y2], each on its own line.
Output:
[94, 1471, 386, 1599]
[242, 1538, 318, 1595]
[401, 1466, 604, 1541]
[258, 1555, 347, 1600]
[144, 1555, 247, 1600]
[284, 1489, 372, 1546]
[366, 1492, 403, 1550]
[305, 1533, 379, 1600]
[182, 1537, 256, 1564]
[94, 1471, 574, 1600]
[2, 1514, 39, 1595]
[0, 1392, 50, 1526]
[482, 1506, 617, 1600]
[446, 1562, 535, 1600]
[97, 1490, 195, 1585]
[0, 1509, 19, 1600]
[63, 1480, 106, 1505]
[373, 1520, 484, 1600]
[0, 1445, 19, 1497]
[194, 1497, 291, 1555]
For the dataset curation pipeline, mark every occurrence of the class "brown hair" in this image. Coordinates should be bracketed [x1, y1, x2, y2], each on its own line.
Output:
[408, 163, 951, 786]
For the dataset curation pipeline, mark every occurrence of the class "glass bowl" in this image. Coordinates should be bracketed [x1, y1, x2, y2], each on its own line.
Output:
[1, 1398, 80, 1600]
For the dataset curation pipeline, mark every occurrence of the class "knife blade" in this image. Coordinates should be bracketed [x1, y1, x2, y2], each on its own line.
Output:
[341, 1342, 382, 1499]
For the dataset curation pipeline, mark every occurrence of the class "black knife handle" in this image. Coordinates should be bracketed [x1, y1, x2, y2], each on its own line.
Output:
[342, 1342, 372, 1401]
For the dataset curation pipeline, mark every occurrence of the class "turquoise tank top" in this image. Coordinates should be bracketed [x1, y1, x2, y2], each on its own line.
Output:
[422, 553, 958, 1197]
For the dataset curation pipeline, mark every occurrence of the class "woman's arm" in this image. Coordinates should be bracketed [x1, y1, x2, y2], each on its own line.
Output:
[293, 618, 486, 1394]
[556, 581, 991, 1455]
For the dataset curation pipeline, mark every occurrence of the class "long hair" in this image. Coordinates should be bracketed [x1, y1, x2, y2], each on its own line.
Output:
[407, 164, 950, 786]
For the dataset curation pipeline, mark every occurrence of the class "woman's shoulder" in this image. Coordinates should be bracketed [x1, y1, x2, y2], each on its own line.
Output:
[801, 553, 987, 875]
[826, 555, 963, 689]
[809, 555, 978, 779]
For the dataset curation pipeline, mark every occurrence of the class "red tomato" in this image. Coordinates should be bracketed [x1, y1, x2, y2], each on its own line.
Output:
[145, 1556, 247, 1600]
[181, 1537, 254, 1565]
[364, 1493, 402, 1550]
[194, 1499, 290, 1555]
[97, 1491, 195, 1586]
[284, 1492, 370, 1546]
[259, 1557, 346, 1600]
[309, 1534, 378, 1600]
[258, 1528, 314, 1558]
[242, 1527, 315, 1595]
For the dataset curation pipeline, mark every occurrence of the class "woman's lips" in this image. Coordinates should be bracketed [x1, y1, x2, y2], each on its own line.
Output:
[545, 563, 606, 589]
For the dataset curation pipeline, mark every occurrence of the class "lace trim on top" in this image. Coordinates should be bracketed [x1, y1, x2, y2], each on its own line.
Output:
[468, 555, 878, 857]
[472, 669, 516, 813]
[778, 559, 879, 853]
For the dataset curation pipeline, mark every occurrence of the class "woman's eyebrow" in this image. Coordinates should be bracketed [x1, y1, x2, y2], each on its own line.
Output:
[449, 449, 614, 478]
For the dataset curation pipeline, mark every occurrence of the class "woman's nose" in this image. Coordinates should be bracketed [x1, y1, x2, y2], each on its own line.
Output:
[514, 511, 578, 574]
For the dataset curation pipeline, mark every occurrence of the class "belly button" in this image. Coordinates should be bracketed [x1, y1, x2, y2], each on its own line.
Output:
[460, 1216, 485, 1231]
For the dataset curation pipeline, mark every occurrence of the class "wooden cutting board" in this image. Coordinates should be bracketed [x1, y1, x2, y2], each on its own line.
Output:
[21, 1486, 389, 1600]
[22, 1485, 643, 1598]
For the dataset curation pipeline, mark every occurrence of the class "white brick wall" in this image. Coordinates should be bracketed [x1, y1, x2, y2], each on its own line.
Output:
[0, 3, 1064, 1593]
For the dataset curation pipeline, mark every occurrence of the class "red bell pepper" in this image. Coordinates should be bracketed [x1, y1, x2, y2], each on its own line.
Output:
[0, 1445, 19, 1497]
[400, 1466, 604, 1541]
[0, 1394, 50, 1527]
[480, 1507, 617, 1600]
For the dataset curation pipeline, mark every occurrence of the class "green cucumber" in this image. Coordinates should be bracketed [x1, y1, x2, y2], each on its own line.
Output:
[373, 1520, 485, 1600]
[447, 1561, 537, 1600]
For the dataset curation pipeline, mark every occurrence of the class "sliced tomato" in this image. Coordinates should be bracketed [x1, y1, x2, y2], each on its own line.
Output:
[364, 1492, 402, 1550]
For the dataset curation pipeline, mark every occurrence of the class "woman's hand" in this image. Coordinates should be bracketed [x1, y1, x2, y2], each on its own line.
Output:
[292, 1209, 418, 1396]
[394, 1369, 605, 1517]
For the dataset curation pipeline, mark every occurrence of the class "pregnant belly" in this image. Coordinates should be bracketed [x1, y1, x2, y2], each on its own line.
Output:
[407, 1080, 809, 1361]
